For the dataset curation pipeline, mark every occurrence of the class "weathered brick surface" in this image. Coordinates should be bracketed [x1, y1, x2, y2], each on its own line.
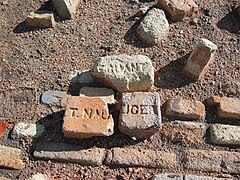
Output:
[184, 149, 240, 174]
[210, 124, 240, 145]
[165, 98, 205, 120]
[183, 38, 217, 80]
[26, 12, 56, 28]
[217, 97, 240, 120]
[105, 148, 177, 168]
[119, 92, 162, 139]
[34, 142, 105, 166]
[161, 121, 207, 144]
[157, 0, 198, 21]
[53, 0, 80, 19]
[0, 145, 25, 170]
[63, 96, 114, 138]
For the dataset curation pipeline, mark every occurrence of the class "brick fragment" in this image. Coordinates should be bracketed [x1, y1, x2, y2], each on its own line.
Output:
[217, 97, 240, 120]
[210, 124, 240, 145]
[26, 12, 56, 28]
[206, 96, 221, 106]
[105, 148, 177, 168]
[183, 38, 217, 80]
[34, 142, 105, 166]
[184, 149, 240, 174]
[63, 96, 114, 138]
[119, 92, 162, 139]
[0, 145, 25, 170]
[157, 0, 198, 21]
[53, 0, 80, 19]
[165, 98, 205, 120]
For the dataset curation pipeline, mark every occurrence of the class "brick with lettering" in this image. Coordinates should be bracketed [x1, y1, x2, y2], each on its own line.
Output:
[53, 0, 80, 19]
[62, 96, 114, 138]
[119, 92, 161, 139]
[92, 54, 154, 92]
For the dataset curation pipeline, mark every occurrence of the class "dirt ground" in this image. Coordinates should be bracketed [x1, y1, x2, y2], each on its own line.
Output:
[0, 0, 240, 179]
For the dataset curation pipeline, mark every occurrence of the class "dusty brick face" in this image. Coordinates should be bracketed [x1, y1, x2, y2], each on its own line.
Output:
[105, 148, 177, 168]
[210, 124, 240, 145]
[157, 0, 198, 21]
[184, 149, 240, 174]
[63, 96, 114, 138]
[165, 98, 205, 120]
[161, 121, 207, 144]
[183, 38, 217, 80]
[119, 92, 162, 139]
[217, 97, 240, 120]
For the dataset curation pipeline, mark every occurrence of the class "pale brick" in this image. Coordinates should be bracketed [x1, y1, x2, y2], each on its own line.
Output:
[62, 96, 114, 138]
[0, 145, 25, 170]
[26, 12, 56, 28]
[217, 97, 240, 120]
[119, 92, 161, 139]
[184, 149, 240, 174]
[157, 0, 198, 21]
[105, 148, 177, 168]
[53, 0, 80, 19]
[210, 124, 240, 145]
[183, 38, 217, 80]
[165, 98, 205, 120]
[34, 142, 105, 166]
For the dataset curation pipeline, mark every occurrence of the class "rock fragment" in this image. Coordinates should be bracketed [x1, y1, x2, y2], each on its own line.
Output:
[165, 98, 205, 120]
[185, 175, 231, 180]
[210, 124, 240, 145]
[53, 0, 80, 19]
[27, 173, 49, 180]
[217, 97, 240, 120]
[68, 69, 94, 85]
[41, 90, 68, 107]
[62, 96, 114, 138]
[0, 145, 25, 169]
[92, 54, 154, 92]
[26, 12, 56, 28]
[157, 0, 198, 21]
[137, 8, 169, 45]
[119, 92, 162, 139]
[206, 96, 221, 106]
[183, 38, 217, 80]
[152, 173, 183, 180]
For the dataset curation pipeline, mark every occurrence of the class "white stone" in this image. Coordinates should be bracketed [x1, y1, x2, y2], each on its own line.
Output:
[92, 54, 154, 92]
[79, 87, 116, 104]
[11, 122, 45, 139]
[27, 173, 49, 180]
[53, 0, 80, 19]
[137, 8, 169, 45]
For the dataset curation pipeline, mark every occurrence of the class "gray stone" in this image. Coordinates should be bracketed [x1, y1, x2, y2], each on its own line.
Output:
[68, 69, 94, 85]
[41, 90, 68, 107]
[79, 87, 116, 104]
[119, 92, 162, 139]
[11, 122, 45, 139]
[92, 54, 154, 92]
[27, 173, 49, 180]
[152, 174, 183, 180]
[137, 8, 169, 45]
[34, 142, 105, 166]
[210, 124, 240, 145]
[184, 175, 231, 180]
[26, 12, 56, 28]
[135, 6, 150, 17]
[53, 0, 80, 19]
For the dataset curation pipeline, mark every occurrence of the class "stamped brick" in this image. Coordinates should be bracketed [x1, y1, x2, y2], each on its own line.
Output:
[210, 124, 240, 145]
[62, 96, 114, 138]
[0, 145, 25, 170]
[105, 148, 177, 168]
[119, 92, 161, 139]
[183, 38, 217, 80]
[184, 149, 240, 174]
[26, 12, 56, 28]
[53, 0, 80, 19]
[157, 0, 198, 21]
[217, 97, 240, 120]
[34, 142, 105, 166]
[165, 98, 205, 120]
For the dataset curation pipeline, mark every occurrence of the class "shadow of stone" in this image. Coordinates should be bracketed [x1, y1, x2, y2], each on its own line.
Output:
[156, 54, 193, 89]
[217, 7, 240, 34]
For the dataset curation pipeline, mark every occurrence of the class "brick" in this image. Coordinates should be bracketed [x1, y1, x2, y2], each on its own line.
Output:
[184, 175, 231, 180]
[34, 142, 105, 166]
[184, 149, 240, 174]
[206, 96, 221, 106]
[210, 124, 240, 145]
[119, 92, 161, 139]
[62, 96, 114, 138]
[79, 87, 116, 104]
[217, 97, 240, 120]
[165, 98, 205, 120]
[0, 122, 9, 139]
[105, 148, 177, 168]
[183, 38, 217, 80]
[26, 12, 56, 28]
[152, 174, 183, 180]
[53, 0, 80, 19]
[0, 145, 25, 170]
[161, 121, 207, 144]
[157, 0, 198, 21]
